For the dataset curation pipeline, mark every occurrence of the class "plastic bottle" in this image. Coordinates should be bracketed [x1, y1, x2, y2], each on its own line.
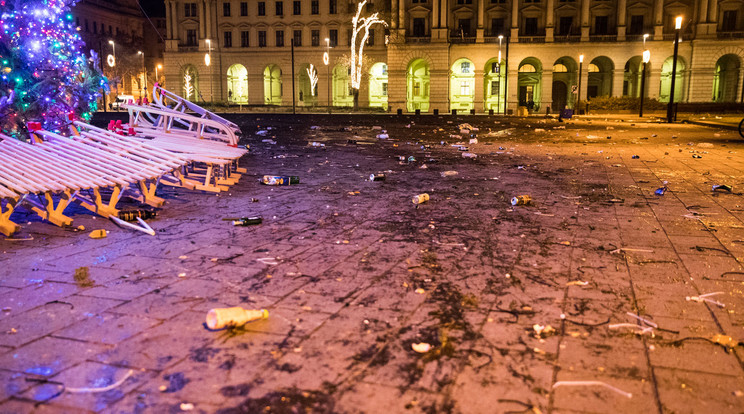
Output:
[511, 195, 532, 206]
[206, 307, 268, 330]
[118, 210, 157, 222]
[370, 173, 386, 181]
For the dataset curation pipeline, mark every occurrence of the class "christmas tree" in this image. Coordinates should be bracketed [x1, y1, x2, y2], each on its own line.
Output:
[0, 0, 107, 138]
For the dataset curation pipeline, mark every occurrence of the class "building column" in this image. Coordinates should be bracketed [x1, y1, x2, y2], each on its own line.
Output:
[392, 0, 399, 29]
[199, 0, 206, 39]
[511, 0, 519, 41]
[507, 67, 518, 112]
[653, 0, 663, 39]
[206, 0, 213, 42]
[477, 0, 485, 40]
[442, 0, 449, 29]
[399, 0, 406, 33]
[474, 69, 485, 111]
[647, 67, 661, 99]
[171, 1, 179, 40]
[546, 0, 554, 42]
[581, 0, 590, 40]
[165, 1, 172, 39]
[433, 0, 439, 29]
[616, 0, 626, 41]
[612, 68, 625, 97]
[542, 70, 553, 112]
[699, 0, 709, 22]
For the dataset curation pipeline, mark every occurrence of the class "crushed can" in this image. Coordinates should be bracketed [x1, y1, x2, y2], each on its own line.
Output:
[631, 155, 639, 159]
[654, 187, 667, 196]
[370, 173, 386, 181]
[232, 217, 263, 226]
[408, 156, 416, 162]
[262, 175, 299, 186]
[412, 193, 430, 204]
[511, 195, 532, 206]
[712, 184, 733, 193]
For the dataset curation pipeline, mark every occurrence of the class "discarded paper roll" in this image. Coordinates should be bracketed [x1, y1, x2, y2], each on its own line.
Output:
[89, 229, 107, 239]
[206, 307, 268, 330]
[412, 193, 430, 204]
[511, 195, 532, 206]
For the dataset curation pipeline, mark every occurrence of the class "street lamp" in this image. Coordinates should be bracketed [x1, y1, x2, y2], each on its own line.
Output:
[107, 40, 116, 67]
[667, 16, 682, 123]
[324, 37, 331, 113]
[643, 33, 649, 48]
[497, 35, 503, 114]
[640, 50, 650, 117]
[137, 51, 146, 100]
[577, 54, 584, 114]
[205, 39, 212, 105]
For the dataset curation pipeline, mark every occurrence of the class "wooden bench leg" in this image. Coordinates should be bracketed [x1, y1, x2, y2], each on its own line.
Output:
[0, 198, 19, 237]
[27, 191, 74, 227]
[76, 186, 123, 217]
[136, 179, 165, 207]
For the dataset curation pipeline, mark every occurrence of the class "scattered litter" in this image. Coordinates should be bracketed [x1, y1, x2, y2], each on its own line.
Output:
[66, 369, 135, 393]
[609, 323, 654, 336]
[560, 195, 581, 200]
[441, 171, 459, 177]
[626, 312, 658, 328]
[686, 292, 725, 308]
[109, 215, 155, 236]
[697, 143, 714, 148]
[206, 307, 269, 330]
[178, 273, 186, 278]
[257, 257, 279, 265]
[376, 133, 389, 139]
[262, 175, 300, 186]
[631, 155, 639, 159]
[180, 403, 195, 411]
[712, 184, 733, 193]
[462, 152, 477, 159]
[566, 280, 589, 286]
[533, 324, 556, 338]
[370, 173, 386, 181]
[710, 334, 740, 351]
[89, 229, 107, 239]
[308, 142, 325, 147]
[73, 267, 94, 288]
[414, 288, 425, 294]
[552, 381, 632, 398]
[4, 236, 33, 241]
[511, 195, 532, 206]
[412, 193, 430, 204]
[178, 255, 188, 259]
[654, 187, 667, 196]
[609, 248, 654, 254]
[412, 343, 431, 353]
[408, 156, 416, 162]
[692, 154, 702, 159]
[231, 217, 263, 226]
[469, 138, 478, 144]
[534, 128, 545, 132]
[118, 209, 156, 222]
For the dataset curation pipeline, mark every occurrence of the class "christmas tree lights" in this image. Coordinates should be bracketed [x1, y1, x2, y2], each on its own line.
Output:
[349, 0, 386, 91]
[0, 0, 107, 138]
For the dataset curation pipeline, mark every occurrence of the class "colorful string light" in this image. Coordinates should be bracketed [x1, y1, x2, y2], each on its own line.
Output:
[0, 0, 107, 138]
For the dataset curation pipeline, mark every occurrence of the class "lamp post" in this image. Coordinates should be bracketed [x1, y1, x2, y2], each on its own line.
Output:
[156, 64, 162, 85]
[205, 39, 212, 105]
[137, 51, 146, 100]
[108, 40, 116, 100]
[640, 49, 650, 117]
[497, 35, 503, 114]
[504, 34, 510, 115]
[324, 37, 331, 113]
[667, 16, 682, 123]
[577, 54, 584, 114]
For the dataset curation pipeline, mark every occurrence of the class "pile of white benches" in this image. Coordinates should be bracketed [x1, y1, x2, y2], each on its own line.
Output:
[0, 85, 247, 236]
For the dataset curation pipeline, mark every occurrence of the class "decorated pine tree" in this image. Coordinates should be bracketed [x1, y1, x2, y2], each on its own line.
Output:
[0, 0, 107, 138]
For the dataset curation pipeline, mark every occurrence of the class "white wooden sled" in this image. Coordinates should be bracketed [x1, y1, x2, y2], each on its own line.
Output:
[151, 84, 241, 136]
[125, 104, 239, 146]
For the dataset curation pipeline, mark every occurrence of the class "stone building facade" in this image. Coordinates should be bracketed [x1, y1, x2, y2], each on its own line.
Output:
[163, 0, 744, 112]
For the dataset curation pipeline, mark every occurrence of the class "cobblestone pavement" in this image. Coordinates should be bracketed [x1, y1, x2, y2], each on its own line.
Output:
[0, 114, 743, 413]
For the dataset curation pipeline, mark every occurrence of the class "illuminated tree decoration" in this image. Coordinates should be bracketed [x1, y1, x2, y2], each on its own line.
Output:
[349, 0, 386, 90]
[184, 73, 194, 100]
[307, 64, 318, 96]
[0, 0, 107, 137]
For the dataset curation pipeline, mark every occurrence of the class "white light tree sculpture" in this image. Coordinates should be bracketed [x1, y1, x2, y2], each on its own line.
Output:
[183, 73, 194, 100]
[307, 64, 319, 96]
[350, 0, 386, 106]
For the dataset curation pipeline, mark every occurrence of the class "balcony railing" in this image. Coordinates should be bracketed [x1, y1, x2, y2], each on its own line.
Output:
[450, 30, 476, 43]
[178, 44, 199, 52]
[406, 36, 431, 43]
[554, 34, 581, 42]
[518, 35, 546, 43]
[717, 31, 744, 39]
[662, 32, 693, 41]
[589, 34, 617, 42]
[484, 36, 505, 43]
